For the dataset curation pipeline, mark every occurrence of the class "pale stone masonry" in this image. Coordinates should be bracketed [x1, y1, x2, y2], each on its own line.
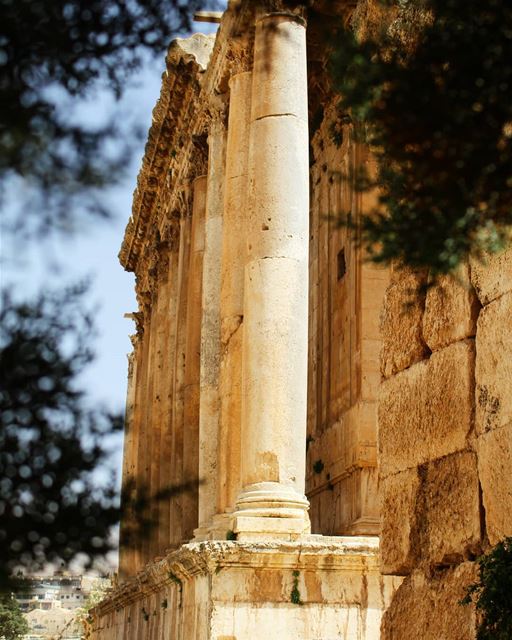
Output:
[379, 258, 512, 640]
[92, 1, 511, 638]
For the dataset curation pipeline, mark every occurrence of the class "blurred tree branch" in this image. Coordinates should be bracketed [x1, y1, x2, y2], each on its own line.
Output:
[330, 0, 512, 273]
[0, 285, 123, 587]
[0, 0, 217, 235]
[0, 0, 218, 588]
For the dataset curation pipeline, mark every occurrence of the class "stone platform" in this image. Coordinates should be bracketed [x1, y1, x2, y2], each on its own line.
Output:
[91, 537, 400, 640]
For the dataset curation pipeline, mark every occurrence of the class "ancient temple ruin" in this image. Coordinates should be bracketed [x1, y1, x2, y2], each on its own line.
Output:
[91, 2, 512, 638]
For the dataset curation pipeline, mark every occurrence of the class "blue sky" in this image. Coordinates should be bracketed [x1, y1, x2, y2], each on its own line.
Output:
[3, 17, 221, 487]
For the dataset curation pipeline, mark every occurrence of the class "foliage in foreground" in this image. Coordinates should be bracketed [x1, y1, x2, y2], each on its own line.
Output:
[0, 0, 216, 234]
[461, 537, 512, 640]
[0, 284, 199, 588]
[0, 285, 123, 588]
[331, 0, 512, 274]
[0, 593, 29, 640]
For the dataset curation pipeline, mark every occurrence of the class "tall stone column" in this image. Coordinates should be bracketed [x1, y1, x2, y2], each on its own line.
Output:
[194, 121, 227, 540]
[141, 295, 157, 564]
[158, 247, 179, 555]
[233, 12, 310, 538]
[170, 210, 192, 547]
[213, 72, 252, 536]
[118, 350, 137, 580]
[182, 175, 207, 542]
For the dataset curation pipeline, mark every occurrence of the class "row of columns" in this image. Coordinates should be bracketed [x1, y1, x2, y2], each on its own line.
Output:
[119, 10, 310, 578]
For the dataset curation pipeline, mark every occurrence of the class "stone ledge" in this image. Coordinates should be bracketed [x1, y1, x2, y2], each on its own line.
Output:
[94, 536, 383, 616]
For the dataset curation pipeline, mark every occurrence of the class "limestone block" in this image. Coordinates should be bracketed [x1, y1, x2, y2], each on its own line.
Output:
[423, 263, 480, 351]
[380, 267, 430, 379]
[424, 452, 481, 564]
[381, 453, 481, 575]
[477, 422, 512, 544]
[307, 401, 377, 489]
[172, 33, 215, 70]
[308, 465, 379, 537]
[360, 262, 390, 342]
[360, 338, 381, 400]
[381, 564, 478, 640]
[475, 292, 512, 434]
[470, 247, 512, 306]
[380, 468, 421, 575]
[379, 340, 475, 477]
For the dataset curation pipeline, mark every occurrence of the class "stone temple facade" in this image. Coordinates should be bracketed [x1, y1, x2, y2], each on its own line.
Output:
[91, 2, 512, 638]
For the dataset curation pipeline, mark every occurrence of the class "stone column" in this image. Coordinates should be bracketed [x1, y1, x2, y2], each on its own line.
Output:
[233, 12, 310, 538]
[141, 295, 158, 564]
[149, 267, 169, 561]
[182, 176, 207, 542]
[118, 350, 137, 580]
[194, 122, 227, 540]
[213, 72, 252, 536]
[158, 246, 179, 554]
[170, 210, 191, 547]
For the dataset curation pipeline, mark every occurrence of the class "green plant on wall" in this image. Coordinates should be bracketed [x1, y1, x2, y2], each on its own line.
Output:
[461, 537, 512, 640]
[290, 570, 303, 606]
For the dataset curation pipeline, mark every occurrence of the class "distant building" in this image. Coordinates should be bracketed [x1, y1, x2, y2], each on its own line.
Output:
[16, 574, 111, 640]
[15, 574, 89, 613]
[24, 607, 81, 640]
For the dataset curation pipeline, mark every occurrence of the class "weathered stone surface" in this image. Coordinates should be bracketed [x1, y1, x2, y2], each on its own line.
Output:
[379, 340, 475, 476]
[380, 468, 421, 575]
[309, 466, 379, 536]
[235, 12, 310, 535]
[381, 453, 481, 574]
[424, 452, 481, 565]
[381, 563, 478, 640]
[477, 422, 512, 544]
[380, 266, 430, 379]
[470, 247, 512, 306]
[423, 263, 480, 351]
[475, 292, 512, 434]
[93, 539, 402, 640]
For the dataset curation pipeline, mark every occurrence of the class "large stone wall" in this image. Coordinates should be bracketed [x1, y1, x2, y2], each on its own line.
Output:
[378, 251, 512, 639]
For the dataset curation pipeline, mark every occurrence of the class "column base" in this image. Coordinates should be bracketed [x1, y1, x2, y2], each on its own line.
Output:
[233, 482, 310, 540]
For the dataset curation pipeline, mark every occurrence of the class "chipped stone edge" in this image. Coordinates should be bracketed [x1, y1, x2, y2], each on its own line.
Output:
[93, 537, 381, 615]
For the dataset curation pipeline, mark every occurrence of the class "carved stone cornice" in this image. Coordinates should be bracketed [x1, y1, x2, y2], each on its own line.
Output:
[119, 34, 216, 276]
[118, 1, 255, 316]
[92, 536, 381, 617]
